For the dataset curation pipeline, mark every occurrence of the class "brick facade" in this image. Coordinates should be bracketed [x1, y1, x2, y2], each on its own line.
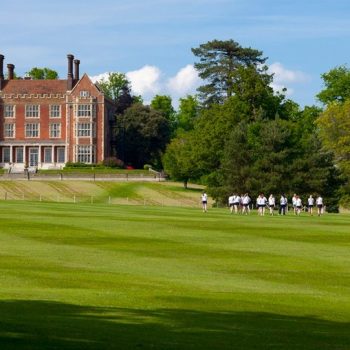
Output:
[0, 54, 117, 170]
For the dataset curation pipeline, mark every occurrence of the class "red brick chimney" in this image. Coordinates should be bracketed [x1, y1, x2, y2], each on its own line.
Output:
[7, 63, 15, 80]
[0, 54, 4, 80]
[67, 54, 74, 90]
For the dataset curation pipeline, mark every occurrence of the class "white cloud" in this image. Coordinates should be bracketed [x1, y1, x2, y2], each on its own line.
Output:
[166, 64, 200, 95]
[126, 65, 162, 96]
[268, 62, 309, 95]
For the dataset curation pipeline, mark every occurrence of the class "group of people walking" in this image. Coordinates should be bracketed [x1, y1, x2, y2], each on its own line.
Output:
[228, 193, 324, 216]
[201, 191, 324, 216]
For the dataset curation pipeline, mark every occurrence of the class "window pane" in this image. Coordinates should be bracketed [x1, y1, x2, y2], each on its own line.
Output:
[57, 148, 65, 163]
[44, 148, 52, 163]
[16, 148, 24, 163]
[3, 147, 10, 162]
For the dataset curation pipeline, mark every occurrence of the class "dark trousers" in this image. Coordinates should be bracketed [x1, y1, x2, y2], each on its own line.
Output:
[279, 205, 287, 215]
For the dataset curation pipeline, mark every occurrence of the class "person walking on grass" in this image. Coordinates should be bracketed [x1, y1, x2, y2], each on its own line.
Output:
[228, 193, 235, 214]
[295, 195, 302, 216]
[256, 194, 267, 216]
[316, 195, 324, 216]
[242, 193, 251, 215]
[268, 194, 276, 216]
[307, 195, 315, 216]
[201, 191, 208, 213]
[279, 194, 288, 215]
[292, 193, 298, 215]
[233, 194, 241, 214]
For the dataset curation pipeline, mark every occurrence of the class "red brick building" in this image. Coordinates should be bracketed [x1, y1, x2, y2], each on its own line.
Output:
[0, 54, 117, 170]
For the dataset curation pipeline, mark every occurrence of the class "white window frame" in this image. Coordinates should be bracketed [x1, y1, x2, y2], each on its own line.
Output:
[80, 91, 90, 98]
[76, 123, 91, 137]
[4, 123, 15, 138]
[16, 147, 24, 163]
[50, 123, 61, 138]
[77, 104, 91, 117]
[44, 147, 52, 163]
[2, 147, 10, 163]
[76, 145, 95, 164]
[25, 123, 40, 138]
[50, 105, 61, 118]
[57, 147, 65, 163]
[25, 104, 40, 118]
[4, 105, 15, 118]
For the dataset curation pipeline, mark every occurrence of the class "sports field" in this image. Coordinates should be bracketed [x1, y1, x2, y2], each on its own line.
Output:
[0, 201, 349, 349]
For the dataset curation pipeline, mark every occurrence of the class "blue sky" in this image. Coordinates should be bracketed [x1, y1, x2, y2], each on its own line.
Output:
[2, 0, 350, 108]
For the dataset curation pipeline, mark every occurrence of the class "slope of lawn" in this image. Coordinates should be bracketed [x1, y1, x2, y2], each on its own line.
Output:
[0, 181, 205, 207]
[0, 201, 349, 349]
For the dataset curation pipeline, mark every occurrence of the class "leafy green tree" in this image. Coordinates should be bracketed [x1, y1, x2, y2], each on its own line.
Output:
[26, 67, 58, 79]
[162, 131, 201, 188]
[97, 72, 130, 101]
[176, 95, 199, 132]
[192, 39, 267, 106]
[150, 95, 176, 131]
[317, 65, 350, 104]
[117, 104, 171, 168]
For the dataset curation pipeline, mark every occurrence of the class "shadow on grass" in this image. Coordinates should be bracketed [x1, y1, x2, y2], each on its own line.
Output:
[0, 300, 348, 349]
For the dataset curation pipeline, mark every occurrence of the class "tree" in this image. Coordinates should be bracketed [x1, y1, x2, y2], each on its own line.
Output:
[97, 72, 130, 101]
[117, 104, 171, 168]
[26, 67, 58, 79]
[317, 65, 350, 105]
[176, 95, 199, 132]
[162, 131, 200, 188]
[192, 39, 267, 106]
[150, 95, 176, 132]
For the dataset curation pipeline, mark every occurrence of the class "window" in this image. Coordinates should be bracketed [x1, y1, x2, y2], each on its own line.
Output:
[25, 105, 40, 118]
[44, 147, 52, 163]
[50, 105, 61, 118]
[80, 91, 90, 98]
[16, 147, 24, 163]
[50, 123, 61, 138]
[2, 147, 10, 163]
[77, 104, 91, 117]
[76, 145, 94, 163]
[57, 147, 65, 163]
[25, 123, 39, 138]
[4, 124, 15, 138]
[76, 123, 91, 137]
[4, 105, 15, 118]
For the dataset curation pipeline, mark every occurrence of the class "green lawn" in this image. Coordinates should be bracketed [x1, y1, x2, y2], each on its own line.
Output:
[0, 201, 349, 349]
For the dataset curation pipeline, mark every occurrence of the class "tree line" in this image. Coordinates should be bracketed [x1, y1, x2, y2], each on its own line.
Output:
[21, 40, 350, 210]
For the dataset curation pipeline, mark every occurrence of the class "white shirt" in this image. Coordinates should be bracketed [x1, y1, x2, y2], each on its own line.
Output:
[295, 198, 302, 207]
[234, 195, 241, 204]
[202, 193, 207, 202]
[280, 196, 287, 205]
[292, 196, 297, 205]
[257, 196, 267, 205]
[316, 197, 323, 205]
[308, 197, 314, 206]
[268, 197, 275, 206]
[242, 196, 250, 205]
[228, 195, 235, 204]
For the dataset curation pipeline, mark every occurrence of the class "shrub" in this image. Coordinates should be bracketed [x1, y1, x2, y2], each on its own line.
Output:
[143, 164, 152, 170]
[102, 157, 124, 168]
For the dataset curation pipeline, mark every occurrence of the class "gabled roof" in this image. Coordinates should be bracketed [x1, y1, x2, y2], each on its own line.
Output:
[0, 79, 68, 95]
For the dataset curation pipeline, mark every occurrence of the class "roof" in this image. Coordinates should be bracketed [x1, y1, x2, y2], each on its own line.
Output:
[0, 79, 68, 95]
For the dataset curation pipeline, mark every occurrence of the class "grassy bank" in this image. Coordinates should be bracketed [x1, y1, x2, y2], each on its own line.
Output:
[0, 181, 205, 207]
[0, 201, 349, 349]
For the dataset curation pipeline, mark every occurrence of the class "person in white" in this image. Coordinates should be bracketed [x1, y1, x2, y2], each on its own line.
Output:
[279, 194, 288, 215]
[228, 193, 235, 213]
[233, 194, 241, 214]
[316, 195, 324, 216]
[268, 194, 275, 216]
[307, 195, 315, 216]
[292, 193, 297, 215]
[201, 192, 208, 212]
[256, 194, 267, 216]
[295, 195, 302, 216]
[242, 193, 251, 215]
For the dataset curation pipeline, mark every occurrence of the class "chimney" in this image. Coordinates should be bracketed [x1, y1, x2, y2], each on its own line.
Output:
[0, 54, 4, 80]
[7, 64, 15, 80]
[67, 54, 74, 90]
[74, 59, 80, 81]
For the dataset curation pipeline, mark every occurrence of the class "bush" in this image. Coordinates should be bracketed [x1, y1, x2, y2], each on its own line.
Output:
[143, 164, 152, 170]
[102, 157, 124, 168]
[64, 162, 92, 168]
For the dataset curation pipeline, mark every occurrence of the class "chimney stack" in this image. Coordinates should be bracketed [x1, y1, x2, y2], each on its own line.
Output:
[7, 64, 15, 80]
[0, 54, 4, 80]
[74, 59, 80, 81]
[67, 54, 74, 90]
